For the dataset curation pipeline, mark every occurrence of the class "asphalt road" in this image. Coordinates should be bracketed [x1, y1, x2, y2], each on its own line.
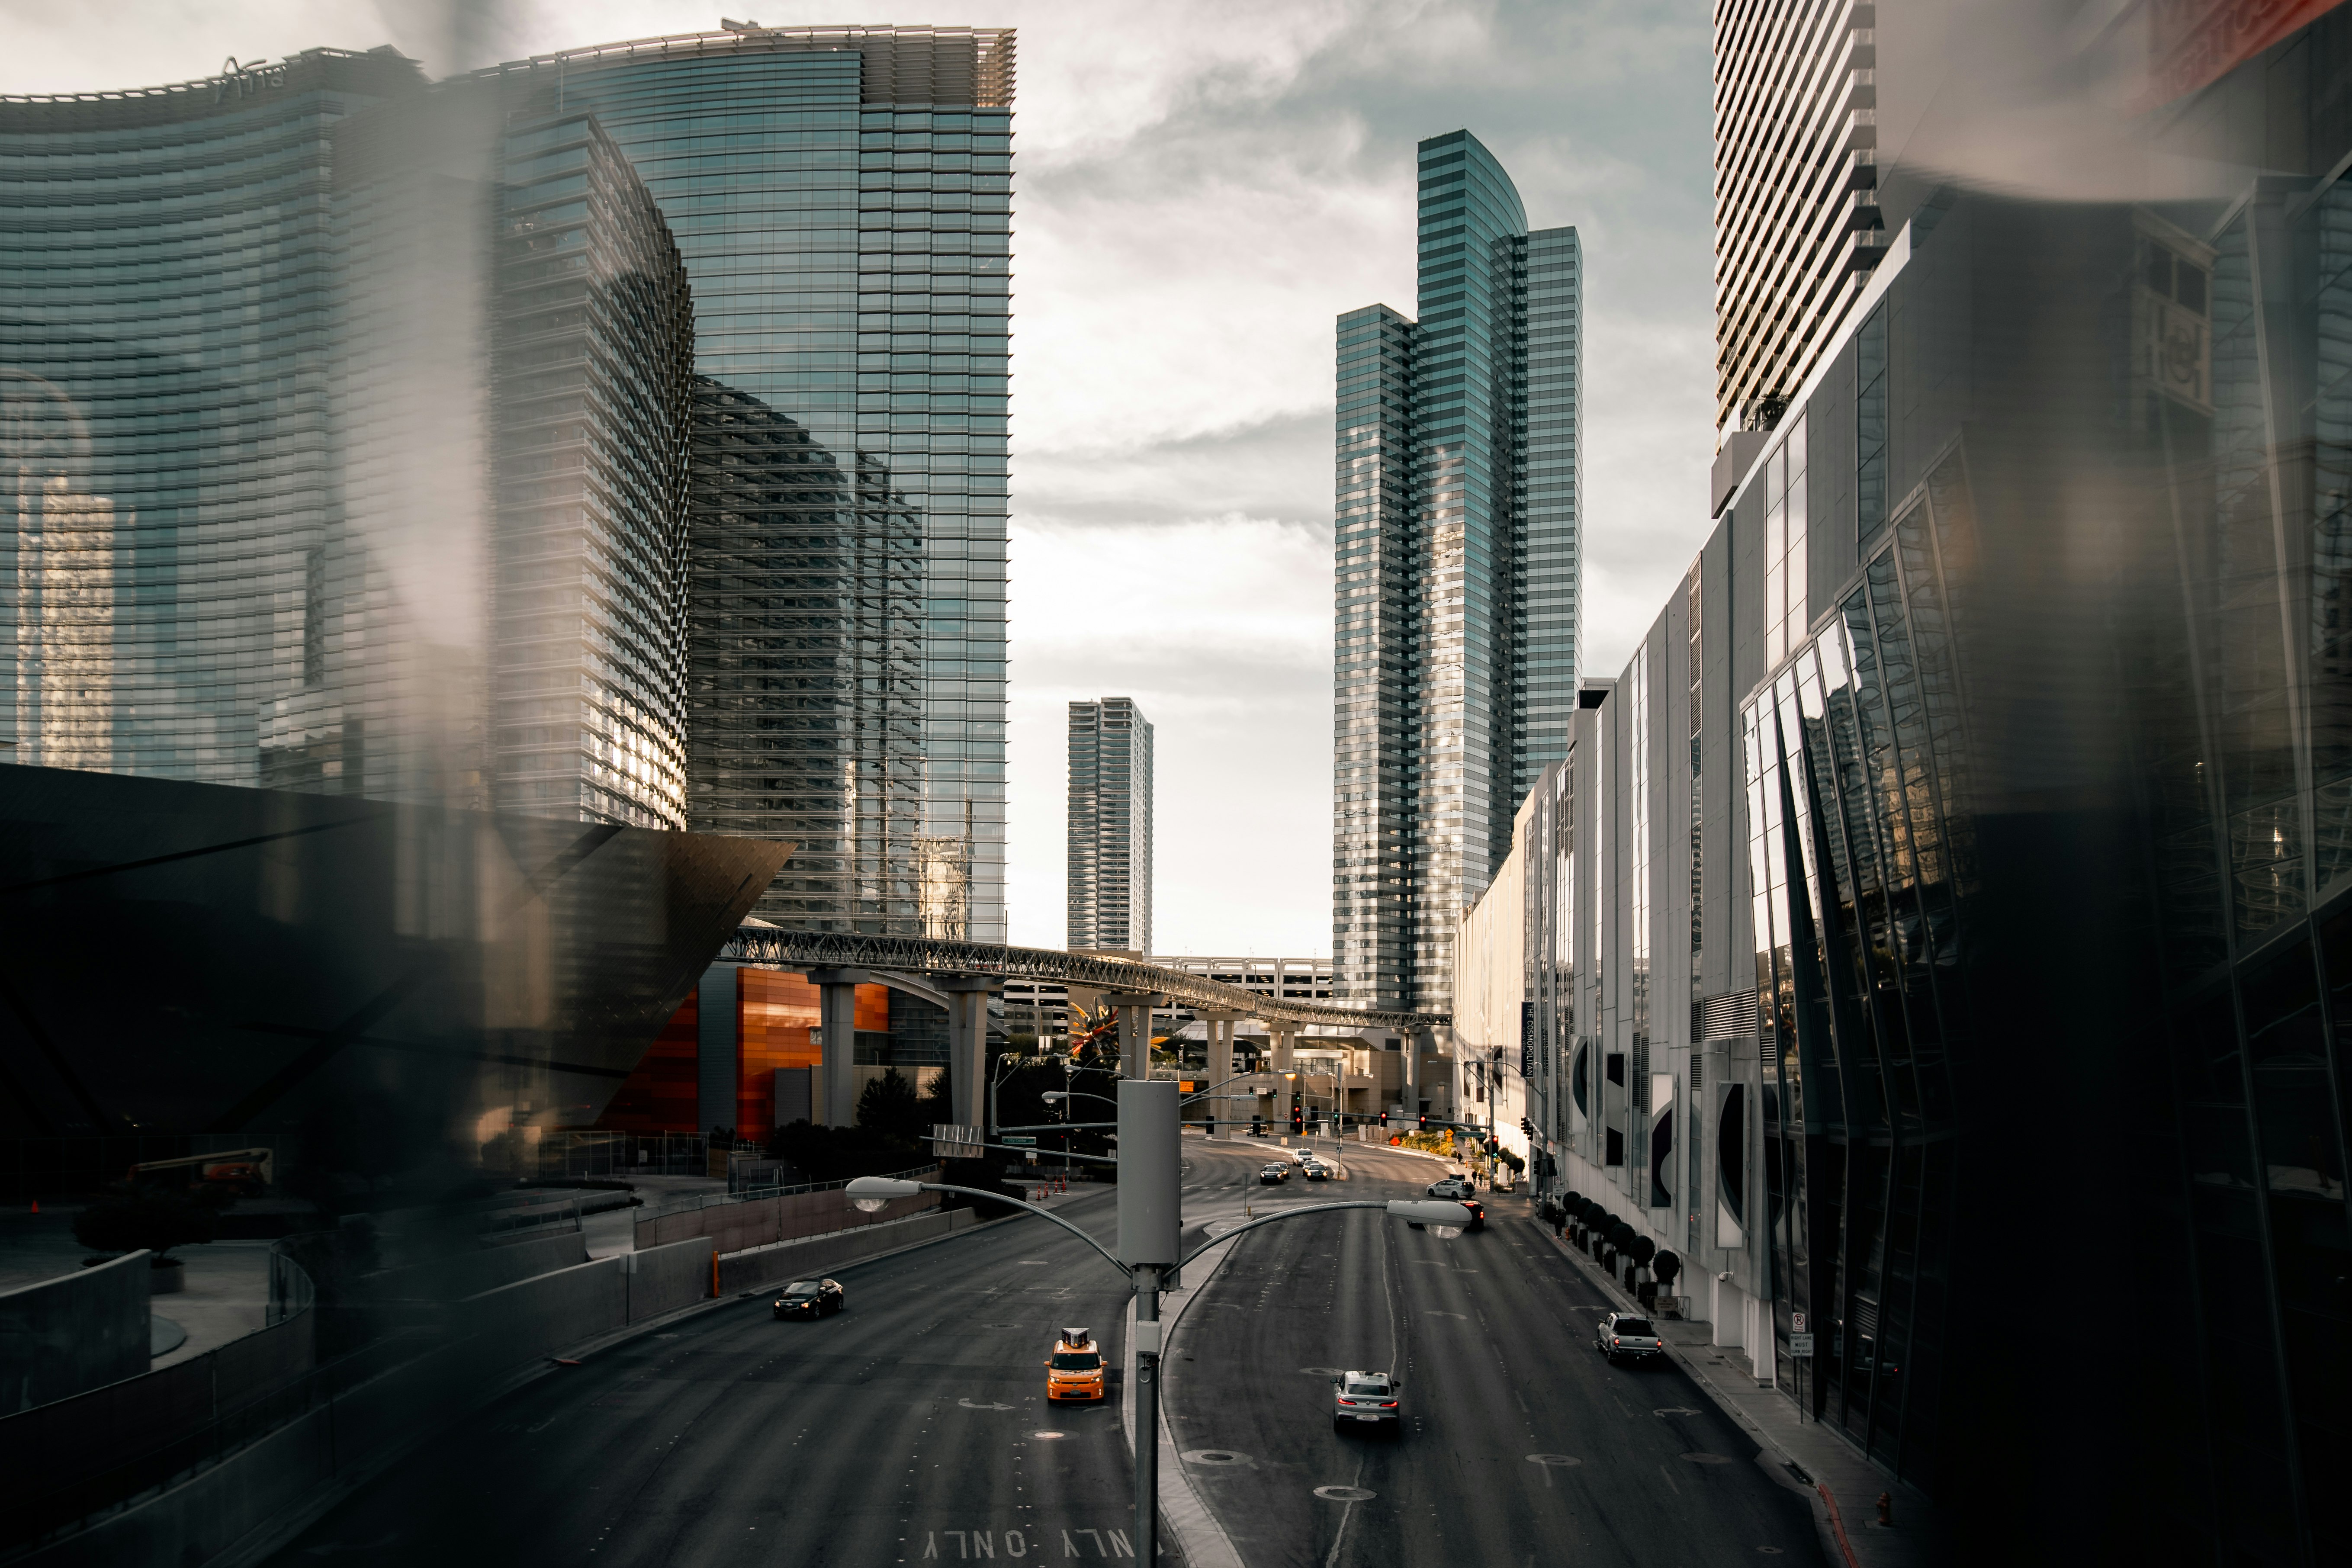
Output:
[263, 1184, 1145, 1568]
[1164, 1136, 1822, 1568]
[262, 1135, 1819, 1568]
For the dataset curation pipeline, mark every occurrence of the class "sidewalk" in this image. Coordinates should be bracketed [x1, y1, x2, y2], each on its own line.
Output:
[1529, 1215, 1934, 1568]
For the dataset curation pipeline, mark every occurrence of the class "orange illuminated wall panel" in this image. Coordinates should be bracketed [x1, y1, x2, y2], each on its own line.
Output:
[594, 991, 699, 1133]
[738, 968, 822, 1133]
[591, 973, 900, 1135]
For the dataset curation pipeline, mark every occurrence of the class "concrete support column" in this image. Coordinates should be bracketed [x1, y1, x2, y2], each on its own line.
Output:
[697, 963, 740, 1136]
[806, 968, 869, 1128]
[941, 975, 999, 1134]
[1103, 993, 1165, 1078]
[1405, 1026, 1429, 1107]
[1200, 1012, 1239, 1131]
[1269, 1022, 1298, 1127]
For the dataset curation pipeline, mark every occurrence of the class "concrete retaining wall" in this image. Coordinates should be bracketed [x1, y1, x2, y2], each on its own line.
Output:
[368, 1229, 588, 1303]
[14, 1206, 976, 1567]
[633, 1182, 938, 1254]
[0, 1250, 151, 1414]
[716, 1209, 976, 1295]
[627, 1237, 716, 1322]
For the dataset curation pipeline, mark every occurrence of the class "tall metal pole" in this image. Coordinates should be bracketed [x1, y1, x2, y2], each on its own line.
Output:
[1133, 1262, 1161, 1566]
[1118, 1079, 1179, 1568]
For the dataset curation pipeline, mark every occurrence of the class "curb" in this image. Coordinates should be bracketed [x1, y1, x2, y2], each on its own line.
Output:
[1120, 1233, 1248, 1568]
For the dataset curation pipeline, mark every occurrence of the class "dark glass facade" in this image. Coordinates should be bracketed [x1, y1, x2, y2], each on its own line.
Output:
[1332, 131, 1581, 1012]
[0, 761, 786, 1147]
[1471, 14, 2352, 1563]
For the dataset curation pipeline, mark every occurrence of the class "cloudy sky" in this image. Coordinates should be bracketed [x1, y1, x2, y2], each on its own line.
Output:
[4, 0, 1719, 957]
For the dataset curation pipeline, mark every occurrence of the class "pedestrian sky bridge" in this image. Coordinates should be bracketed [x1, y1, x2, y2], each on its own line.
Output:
[714, 926, 1450, 1032]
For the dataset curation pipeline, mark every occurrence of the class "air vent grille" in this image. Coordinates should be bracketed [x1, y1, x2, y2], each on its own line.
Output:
[1697, 990, 1758, 1041]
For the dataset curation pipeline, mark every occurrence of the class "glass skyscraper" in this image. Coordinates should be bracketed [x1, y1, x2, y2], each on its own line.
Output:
[1066, 696, 1153, 953]
[1332, 130, 1581, 1012]
[1, 26, 1012, 941]
[1, 49, 428, 787]
[476, 27, 1012, 940]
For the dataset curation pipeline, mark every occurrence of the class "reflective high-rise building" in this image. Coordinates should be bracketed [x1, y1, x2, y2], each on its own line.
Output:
[477, 26, 1013, 940]
[1331, 130, 1581, 1012]
[0, 49, 428, 786]
[0, 26, 1013, 940]
[1066, 696, 1152, 953]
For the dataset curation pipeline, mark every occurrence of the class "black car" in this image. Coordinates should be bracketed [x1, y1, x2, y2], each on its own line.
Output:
[1259, 1163, 1291, 1184]
[773, 1278, 845, 1319]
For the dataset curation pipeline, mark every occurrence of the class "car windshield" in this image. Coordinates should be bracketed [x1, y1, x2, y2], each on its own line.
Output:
[1051, 1352, 1102, 1371]
[1615, 1319, 1654, 1336]
[782, 1283, 821, 1296]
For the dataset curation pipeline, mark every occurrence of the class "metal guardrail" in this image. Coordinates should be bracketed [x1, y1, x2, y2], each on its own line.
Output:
[716, 928, 1451, 1031]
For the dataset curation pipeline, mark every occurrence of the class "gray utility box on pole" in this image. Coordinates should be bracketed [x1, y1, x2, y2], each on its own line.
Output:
[1117, 1079, 1180, 1268]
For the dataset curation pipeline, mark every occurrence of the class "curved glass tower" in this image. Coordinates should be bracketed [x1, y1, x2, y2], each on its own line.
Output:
[0, 49, 427, 785]
[478, 27, 1015, 940]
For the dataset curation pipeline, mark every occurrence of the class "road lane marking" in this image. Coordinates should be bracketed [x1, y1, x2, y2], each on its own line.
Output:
[919, 1526, 1138, 1558]
[1526, 1453, 1583, 1465]
[1654, 1406, 1702, 1416]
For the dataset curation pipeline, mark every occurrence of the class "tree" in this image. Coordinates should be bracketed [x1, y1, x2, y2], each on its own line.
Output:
[918, 1070, 954, 1131]
[856, 1068, 924, 1141]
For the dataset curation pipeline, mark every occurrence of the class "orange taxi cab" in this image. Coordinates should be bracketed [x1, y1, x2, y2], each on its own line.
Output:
[1045, 1327, 1106, 1402]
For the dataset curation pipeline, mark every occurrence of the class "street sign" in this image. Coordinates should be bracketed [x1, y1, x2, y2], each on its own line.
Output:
[930, 1124, 982, 1157]
[1790, 1333, 1815, 1357]
[1002, 1135, 1037, 1146]
[1791, 1311, 1807, 1333]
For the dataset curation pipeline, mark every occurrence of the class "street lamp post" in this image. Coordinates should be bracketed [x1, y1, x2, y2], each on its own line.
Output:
[847, 1084, 1472, 1564]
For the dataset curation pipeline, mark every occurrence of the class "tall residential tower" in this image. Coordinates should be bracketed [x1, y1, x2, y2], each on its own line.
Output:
[1067, 697, 1152, 954]
[1711, 0, 1881, 443]
[1331, 131, 1581, 1013]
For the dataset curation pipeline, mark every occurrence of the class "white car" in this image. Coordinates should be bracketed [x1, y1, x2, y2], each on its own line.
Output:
[1286, 1146, 1314, 1164]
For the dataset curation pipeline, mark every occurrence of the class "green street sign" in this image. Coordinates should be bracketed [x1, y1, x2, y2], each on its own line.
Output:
[1002, 1135, 1037, 1146]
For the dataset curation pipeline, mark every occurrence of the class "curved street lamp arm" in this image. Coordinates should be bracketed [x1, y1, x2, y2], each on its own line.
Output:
[1176, 1200, 1397, 1270]
[918, 1182, 1129, 1279]
[1179, 1071, 1268, 1106]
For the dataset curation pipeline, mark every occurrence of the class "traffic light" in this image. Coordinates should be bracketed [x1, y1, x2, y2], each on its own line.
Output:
[1379, 1110, 1389, 1128]
[1250, 1117, 1263, 1136]
[1417, 1112, 1428, 1131]
[1521, 1117, 1534, 1139]
[1290, 1103, 1305, 1134]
